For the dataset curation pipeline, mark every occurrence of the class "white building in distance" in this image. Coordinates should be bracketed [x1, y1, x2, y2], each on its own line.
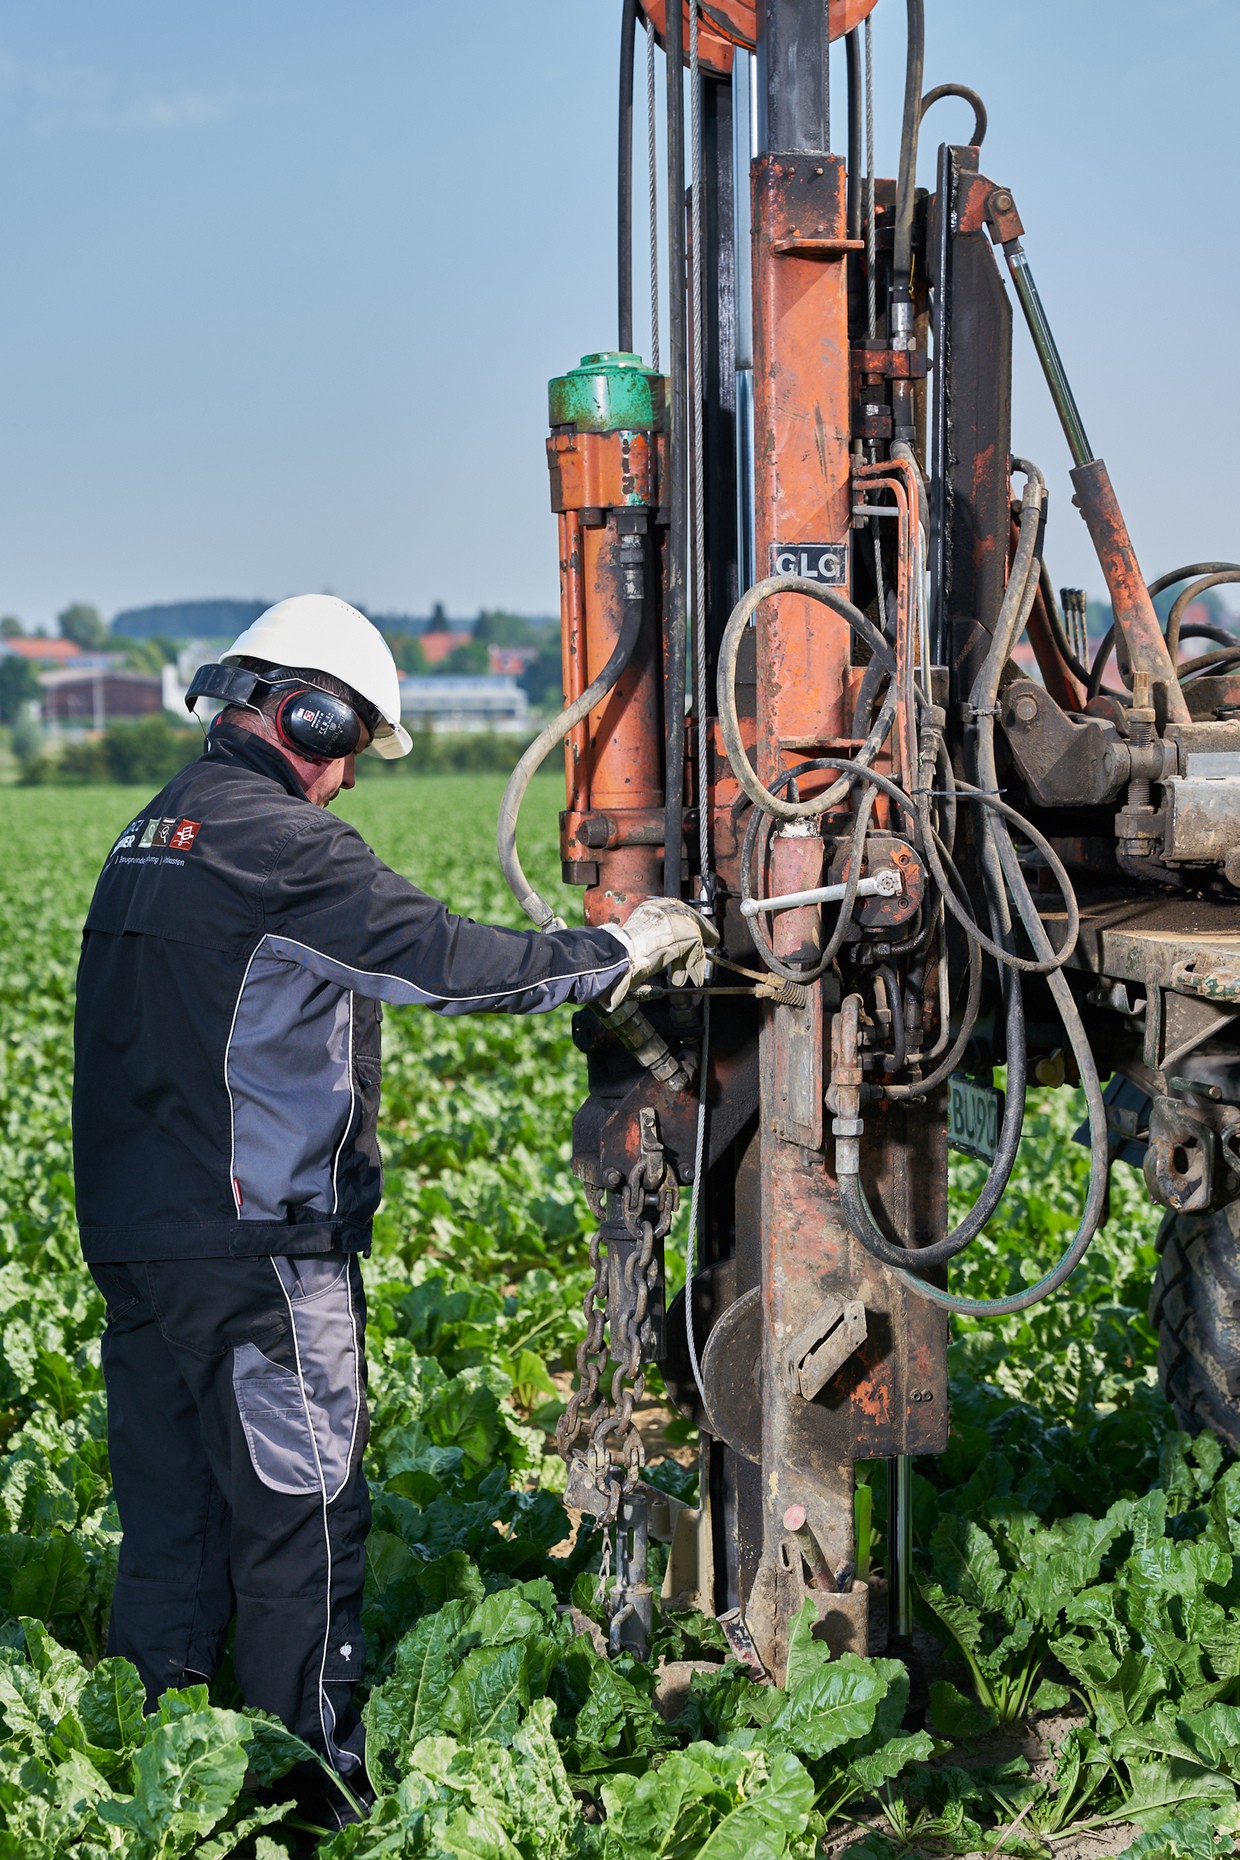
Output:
[398, 675, 530, 734]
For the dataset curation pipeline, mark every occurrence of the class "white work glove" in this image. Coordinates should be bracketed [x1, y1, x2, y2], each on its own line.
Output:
[600, 899, 719, 1010]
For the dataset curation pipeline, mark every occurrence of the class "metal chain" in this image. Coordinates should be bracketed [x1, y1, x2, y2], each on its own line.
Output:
[823, 0, 831, 152]
[647, 14, 660, 371]
[557, 1135, 677, 1526]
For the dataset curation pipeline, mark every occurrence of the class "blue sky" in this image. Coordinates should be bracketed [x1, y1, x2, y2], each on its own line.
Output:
[0, 0, 1235, 631]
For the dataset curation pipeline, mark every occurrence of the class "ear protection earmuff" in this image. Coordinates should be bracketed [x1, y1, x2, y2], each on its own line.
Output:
[186, 664, 363, 763]
[272, 687, 361, 760]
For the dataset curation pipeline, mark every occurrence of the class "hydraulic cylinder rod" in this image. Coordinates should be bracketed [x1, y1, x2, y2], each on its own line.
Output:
[989, 207, 1188, 722]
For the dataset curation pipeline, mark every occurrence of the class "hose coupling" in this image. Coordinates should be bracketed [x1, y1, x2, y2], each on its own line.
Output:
[828, 995, 866, 1175]
[604, 997, 695, 1092]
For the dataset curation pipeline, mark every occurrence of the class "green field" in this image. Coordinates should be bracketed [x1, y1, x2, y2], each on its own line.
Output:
[0, 780, 1237, 1858]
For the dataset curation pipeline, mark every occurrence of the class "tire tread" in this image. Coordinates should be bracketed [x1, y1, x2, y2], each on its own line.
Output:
[1150, 1205, 1240, 1451]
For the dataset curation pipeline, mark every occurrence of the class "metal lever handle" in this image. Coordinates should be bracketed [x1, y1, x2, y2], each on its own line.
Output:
[740, 869, 901, 919]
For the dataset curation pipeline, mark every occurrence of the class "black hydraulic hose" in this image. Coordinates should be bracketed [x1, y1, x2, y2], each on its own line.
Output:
[876, 965, 907, 1074]
[839, 452, 1108, 1312]
[1180, 623, 1240, 652]
[933, 736, 957, 858]
[497, 560, 644, 929]
[1086, 623, 1119, 702]
[617, 0, 638, 353]
[845, 29, 863, 243]
[919, 82, 987, 150]
[971, 459, 1043, 716]
[918, 790, 1078, 981]
[1038, 561, 1090, 689]
[1089, 561, 1240, 695]
[1147, 559, 1240, 600]
[849, 650, 889, 738]
[844, 963, 1025, 1271]
[892, 0, 925, 286]
[1177, 646, 1240, 682]
[864, 778, 1029, 1264]
[663, 0, 687, 895]
[841, 789, 1108, 1313]
[881, 865, 982, 1097]
[1165, 570, 1240, 662]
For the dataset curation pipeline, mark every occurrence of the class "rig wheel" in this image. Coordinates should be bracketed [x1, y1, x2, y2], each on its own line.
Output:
[1150, 1203, 1240, 1450]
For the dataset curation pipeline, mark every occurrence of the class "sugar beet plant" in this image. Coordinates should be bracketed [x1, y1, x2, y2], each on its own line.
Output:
[1, 779, 1240, 1858]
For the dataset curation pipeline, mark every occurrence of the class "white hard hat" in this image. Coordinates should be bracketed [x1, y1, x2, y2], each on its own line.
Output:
[223, 594, 413, 759]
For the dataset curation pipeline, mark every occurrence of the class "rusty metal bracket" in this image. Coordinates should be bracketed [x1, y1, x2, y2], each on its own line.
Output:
[784, 1294, 868, 1399]
[1144, 1094, 1218, 1214]
[772, 235, 865, 257]
[981, 185, 1025, 245]
[850, 344, 929, 381]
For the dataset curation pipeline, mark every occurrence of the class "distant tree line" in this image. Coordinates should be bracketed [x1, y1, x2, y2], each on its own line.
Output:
[18, 715, 201, 787]
[15, 712, 534, 786]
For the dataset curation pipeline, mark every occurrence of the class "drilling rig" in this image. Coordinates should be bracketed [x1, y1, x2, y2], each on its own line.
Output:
[498, 0, 1240, 1684]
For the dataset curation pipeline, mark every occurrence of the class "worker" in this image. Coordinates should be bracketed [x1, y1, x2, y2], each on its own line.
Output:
[71, 594, 713, 1831]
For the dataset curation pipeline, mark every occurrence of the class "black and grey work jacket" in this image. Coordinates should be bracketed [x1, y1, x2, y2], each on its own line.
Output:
[72, 723, 629, 1263]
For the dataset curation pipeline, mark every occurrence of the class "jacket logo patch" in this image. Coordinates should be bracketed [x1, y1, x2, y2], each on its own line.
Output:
[116, 816, 203, 859]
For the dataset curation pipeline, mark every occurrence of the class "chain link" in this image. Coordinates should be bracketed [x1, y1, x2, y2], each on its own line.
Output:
[557, 1118, 677, 1526]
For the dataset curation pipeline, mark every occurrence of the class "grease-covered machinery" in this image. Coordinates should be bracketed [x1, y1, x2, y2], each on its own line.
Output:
[498, 0, 1240, 1682]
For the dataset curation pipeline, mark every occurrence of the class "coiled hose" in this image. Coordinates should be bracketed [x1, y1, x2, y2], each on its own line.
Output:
[714, 467, 1111, 1315]
[835, 463, 1111, 1315]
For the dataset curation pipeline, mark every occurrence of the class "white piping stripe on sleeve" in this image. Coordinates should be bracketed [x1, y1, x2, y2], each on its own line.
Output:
[329, 994, 355, 1219]
[261, 931, 627, 1010]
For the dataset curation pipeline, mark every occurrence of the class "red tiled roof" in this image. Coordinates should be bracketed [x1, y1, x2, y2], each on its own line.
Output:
[3, 637, 89, 663]
[419, 630, 471, 665]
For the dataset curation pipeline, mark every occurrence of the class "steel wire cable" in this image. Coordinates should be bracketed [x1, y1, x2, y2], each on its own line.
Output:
[647, 14, 660, 370]
[864, 13, 877, 339]
[618, 0, 637, 351]
[685, 0, 714, 1417]
[663, 0, 688, 897]
[689, 0, 710, 900]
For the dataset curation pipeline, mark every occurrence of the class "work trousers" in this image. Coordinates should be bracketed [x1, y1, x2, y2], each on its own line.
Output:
[88, 1252, 370, 1785]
